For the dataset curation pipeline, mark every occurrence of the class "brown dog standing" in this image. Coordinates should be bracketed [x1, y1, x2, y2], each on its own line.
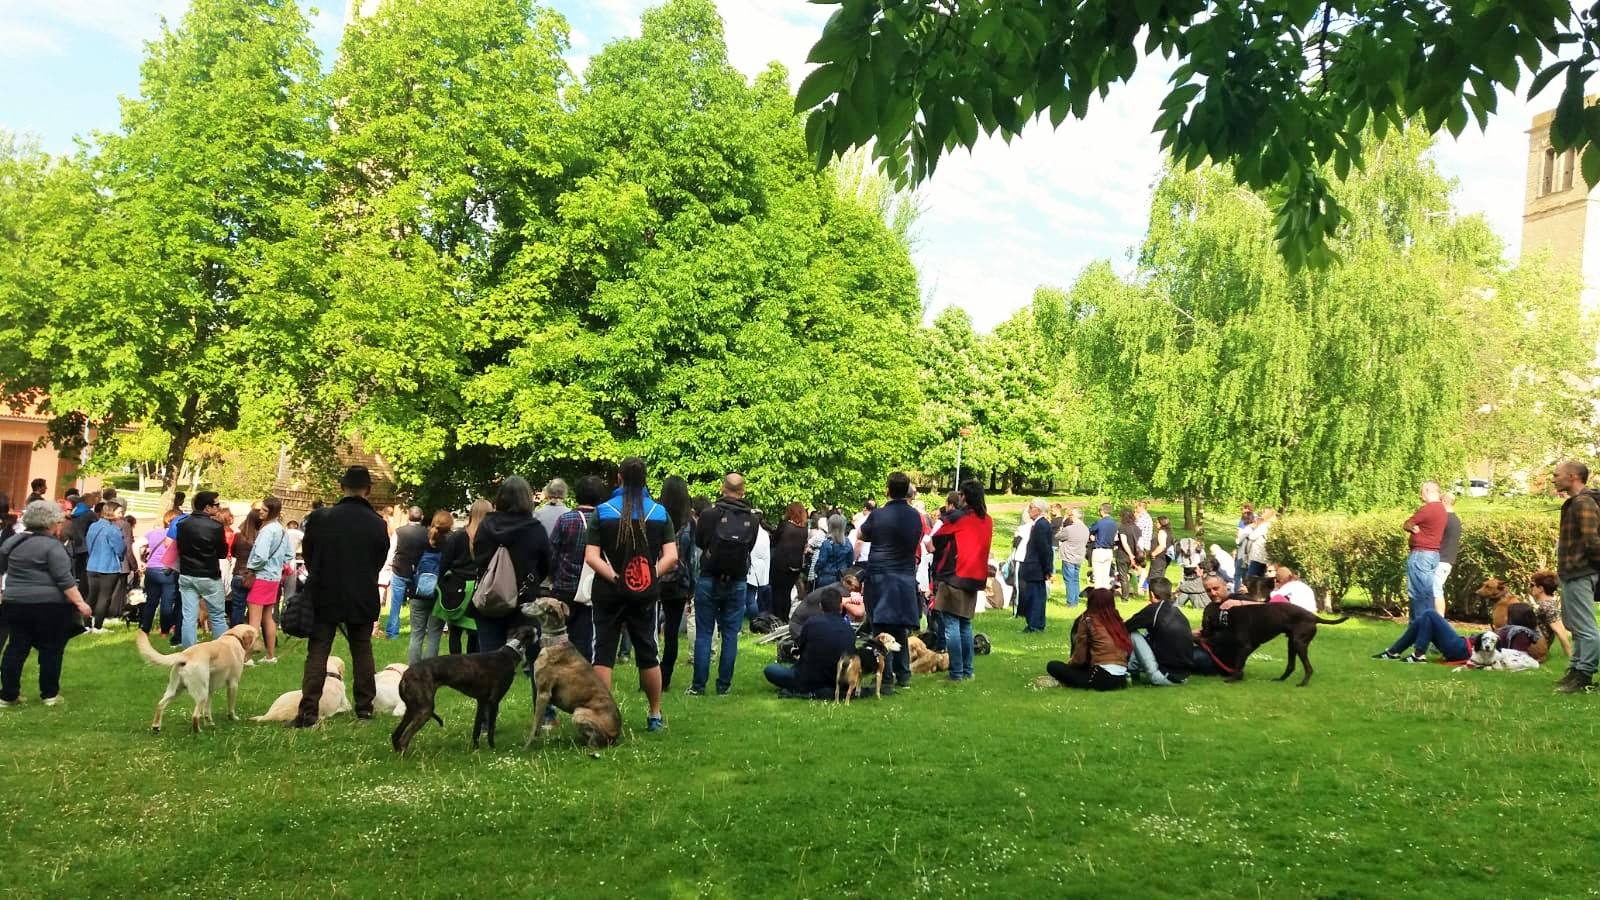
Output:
[522, 599, 621, 749]
[1200, 602, 1345, 686]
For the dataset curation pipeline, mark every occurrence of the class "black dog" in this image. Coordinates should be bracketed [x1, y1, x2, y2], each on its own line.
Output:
[391, 627, 534, 753]
[1200, 602, 1347, 687]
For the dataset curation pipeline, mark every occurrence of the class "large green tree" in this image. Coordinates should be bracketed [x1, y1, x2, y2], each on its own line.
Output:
[798, 0, 1588, 267]
[0, 0, 326, 494]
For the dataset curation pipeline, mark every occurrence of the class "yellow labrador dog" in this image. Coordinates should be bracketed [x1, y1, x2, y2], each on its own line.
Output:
[252, 656, 351, 723]
[374, 663, 408, 717]
[135, 624, 261, 733]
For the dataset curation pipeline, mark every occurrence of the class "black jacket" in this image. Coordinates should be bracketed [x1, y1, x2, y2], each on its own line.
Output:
[390, 522, 429, 577]
[303, 495, 390, 624]
[1124, 599, 1194, 680]
[1018, 516, 1055, 583]
[793, 612, 855, 696]
[175, 513, 228, 579]
[471, 512, 551, 615]
[695, 496, 757, 580]
[771, 520, 808, 572]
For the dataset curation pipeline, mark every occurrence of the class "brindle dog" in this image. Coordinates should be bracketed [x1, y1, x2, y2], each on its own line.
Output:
[521, 599, 621, 749]
[390, 627, 534, 753]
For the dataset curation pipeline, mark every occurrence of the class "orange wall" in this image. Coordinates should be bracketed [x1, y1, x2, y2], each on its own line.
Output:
[0, 419, 97, 499]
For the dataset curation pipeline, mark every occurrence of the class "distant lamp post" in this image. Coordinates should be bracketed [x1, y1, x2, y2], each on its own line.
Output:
[955, 426, 974, 489]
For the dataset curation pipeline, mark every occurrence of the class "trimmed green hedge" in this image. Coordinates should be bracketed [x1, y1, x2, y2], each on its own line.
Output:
[1267, 508, 1559, 620]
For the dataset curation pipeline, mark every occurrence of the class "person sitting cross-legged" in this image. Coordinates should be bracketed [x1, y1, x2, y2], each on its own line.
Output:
[764, 590, 856, 699]
[1124, 577, 1193, 686]
[1044, 588, 1131, 691]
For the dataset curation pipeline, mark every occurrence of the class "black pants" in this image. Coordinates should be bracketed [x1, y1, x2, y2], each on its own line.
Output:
[1, 604, 77, 702]
[769, 566, 800, 622]
[567, 602, 596, 663]
[1114, 553, 1133, 600]
[1046, 660, 1129, 691]
[447, 625, 479, 655]
[659, 590, 688, 690]
[298, 621, 376, 721]
[86, 572, 121, 629]
[873, 624, 912, 692]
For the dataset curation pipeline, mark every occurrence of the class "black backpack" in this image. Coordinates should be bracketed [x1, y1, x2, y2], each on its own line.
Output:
[706, 505, 758, 581]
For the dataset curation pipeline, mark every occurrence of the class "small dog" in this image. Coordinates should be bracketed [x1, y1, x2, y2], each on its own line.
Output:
[906, 634, 949, 674]
[1200, 602, 1346, 686]
[973, 633, 992, 655]
[374, 663, 409, 717]
[835, 632, 902, 704]
[1458, 630, 1542, 672]
[252, 656, 351, 722]
[391, 628, 532, 753]
[136, 624, 261, 733]
[521, 599, 622, 749]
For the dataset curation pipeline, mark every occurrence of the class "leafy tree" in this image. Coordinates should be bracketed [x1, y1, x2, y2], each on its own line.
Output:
[0, 0, 327, 497]
[797, 0, 1584, 267]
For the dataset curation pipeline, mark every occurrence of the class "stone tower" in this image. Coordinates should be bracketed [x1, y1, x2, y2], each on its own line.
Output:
[1521, 105, 1598, 294]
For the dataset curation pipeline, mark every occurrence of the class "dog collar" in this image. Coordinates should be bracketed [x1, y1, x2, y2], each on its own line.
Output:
[505, 637, 525, 653]
[540, 627, 569, 648]
[327, 670, 344, 682]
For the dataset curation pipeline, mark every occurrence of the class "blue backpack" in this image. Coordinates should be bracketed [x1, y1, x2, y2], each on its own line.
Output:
[414, 548, 443, 599]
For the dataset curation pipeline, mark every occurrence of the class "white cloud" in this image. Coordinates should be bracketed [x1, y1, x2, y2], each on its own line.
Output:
[4, 0, 189, 50]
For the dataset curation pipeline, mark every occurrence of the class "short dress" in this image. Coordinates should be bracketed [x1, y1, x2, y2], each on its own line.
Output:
[246, 575, 281, 606]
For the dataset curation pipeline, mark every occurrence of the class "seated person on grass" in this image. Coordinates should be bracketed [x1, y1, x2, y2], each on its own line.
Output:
[1372, 608, 1471, 663]
[1044, 588, 1131, 691]
[788, 568, 863, 643]
[1189, 574, 1255, 677]
[1124, 577, 1194, 686]
[764, 593, 857, 699]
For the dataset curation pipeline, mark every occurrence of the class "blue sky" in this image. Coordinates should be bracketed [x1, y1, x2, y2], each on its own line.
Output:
[0, 0, 1541, 330]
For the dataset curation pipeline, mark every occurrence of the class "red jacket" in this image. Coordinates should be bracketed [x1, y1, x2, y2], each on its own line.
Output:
[930, 509, 994, 592]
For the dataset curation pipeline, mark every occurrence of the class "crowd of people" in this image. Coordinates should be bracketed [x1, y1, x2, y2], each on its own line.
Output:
[3, 459, 1599, 717]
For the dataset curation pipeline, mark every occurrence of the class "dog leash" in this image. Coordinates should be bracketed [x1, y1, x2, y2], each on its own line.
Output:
[1196, 638, 1237, 676]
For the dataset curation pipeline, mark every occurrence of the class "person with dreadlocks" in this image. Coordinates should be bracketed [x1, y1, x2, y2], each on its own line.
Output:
[1044, 587, 1132, 691]
[586, 457, 678, 732]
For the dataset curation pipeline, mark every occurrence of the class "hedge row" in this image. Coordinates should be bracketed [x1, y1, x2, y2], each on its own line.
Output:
[1266, 508, 1559, 620]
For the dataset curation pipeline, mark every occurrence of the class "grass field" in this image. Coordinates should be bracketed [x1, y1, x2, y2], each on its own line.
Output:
[4, 588, 1599, 899]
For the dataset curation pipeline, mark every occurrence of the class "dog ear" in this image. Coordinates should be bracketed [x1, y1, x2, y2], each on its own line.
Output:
[555, 600, 569, 620]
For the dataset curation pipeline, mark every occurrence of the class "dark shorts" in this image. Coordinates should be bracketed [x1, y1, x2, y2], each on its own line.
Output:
[591, 588, 661, 669]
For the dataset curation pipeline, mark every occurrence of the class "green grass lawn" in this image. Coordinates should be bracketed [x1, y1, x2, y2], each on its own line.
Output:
[2, 593, 1597, 898]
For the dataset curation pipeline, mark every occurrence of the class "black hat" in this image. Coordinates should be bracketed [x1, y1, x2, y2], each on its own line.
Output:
[340, 466, 373, 490]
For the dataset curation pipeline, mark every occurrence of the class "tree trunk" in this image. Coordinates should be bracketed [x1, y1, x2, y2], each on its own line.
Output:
[1183, 491, 1194, 532]
[159, 393, 200, 503]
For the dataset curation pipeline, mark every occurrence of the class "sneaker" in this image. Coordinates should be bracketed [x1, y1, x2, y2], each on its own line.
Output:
[646, 715, 665, 733]
[1372, 650, 1404, 660]
[0, 698, 18, 709]
[41, 695, 62, 707]
[244, 659, 256, 668]
[1402, 653, 1428, 664]
[261, 657, 279, 665]
[1555, 670, 1594, 694]
[684, 687, 705, 696]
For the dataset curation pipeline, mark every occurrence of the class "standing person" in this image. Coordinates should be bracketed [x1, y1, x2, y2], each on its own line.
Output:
[104, 489, 138, 622]
[244, 497, 292, 664]
[809, 514, 854, 588]
[290, 467, 390, 727]
[175, 493, 228, 647]
[139, 511, 181, 636]
[859, 472, 924, 693]
[228, 508, 262, 629]
[403, 510, 451, 664]
[437, 499, 491, 656]
[691, 473, 759, 696]
[745, 515, 771, 624]
[84, 501, 126, 632]
[384, 508, 427, 641]
[1044, 587, 1132, 691]
[585, 457, 677, 731]
[929, 480, 993, 682]
[1552, 461, 1600, 693]
[1114, 508, 1140, 600]
[1433, 492, 1462, 617]
[656, 478, 697, 691]
[769, 503, 808, 623]
[1056, 507, 1089, 608]
[0, 501, 94, 707]
[1088, 503, 1118, 590]
[65, 492, 95, 600]
[1134, 500, 1154, 565]
[1244, 510, 1277, 599]
[472, 477, 552, 657]
[1006, 506, 1034, 615]
[1401, 483, 1446, 622]
[1232, 504, 1255, 592]
[1017, 499, 1054, 633]
[162, 501, 190, 645]
[550, 476, 606, 661]
[25, 478, 48, 505]
[535, 479, 570, 542]
[1148, 515, 1173, 585]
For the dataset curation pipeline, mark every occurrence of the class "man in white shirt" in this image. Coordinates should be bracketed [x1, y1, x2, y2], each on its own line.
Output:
[1268, 565, 1317, 614]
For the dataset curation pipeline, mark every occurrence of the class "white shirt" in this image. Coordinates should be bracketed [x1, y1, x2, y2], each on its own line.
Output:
[1011, 517, 1032, 562]
[1271, 579, 1317, 613]
[747, 527, 771, 587]
[286, 527, 305, 557]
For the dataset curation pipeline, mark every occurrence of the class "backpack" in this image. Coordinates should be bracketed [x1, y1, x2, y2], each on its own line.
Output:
[473, 545, 520, 615]
[601, 497, 661, 601]
[413, 547, 442, 599]
[705, 504, 758, 581]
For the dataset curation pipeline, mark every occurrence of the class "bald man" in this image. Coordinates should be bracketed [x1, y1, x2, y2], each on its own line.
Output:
[1553, 460, 1600, 693]
[1400, 481, 1445, 623]
[690, 472, 759, 695]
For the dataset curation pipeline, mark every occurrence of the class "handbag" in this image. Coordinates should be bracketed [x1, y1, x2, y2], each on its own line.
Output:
[280, 578, 315, 638]
[432, 579, 477, 630]
[573, 511, 595, 605]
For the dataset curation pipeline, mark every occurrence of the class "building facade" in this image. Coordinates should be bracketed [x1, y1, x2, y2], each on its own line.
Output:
[1522, 105, 1599, 295]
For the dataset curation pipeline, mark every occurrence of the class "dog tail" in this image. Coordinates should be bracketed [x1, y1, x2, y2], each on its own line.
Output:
[1315, 615, 1350, 626]
[135, 629, 185, 667]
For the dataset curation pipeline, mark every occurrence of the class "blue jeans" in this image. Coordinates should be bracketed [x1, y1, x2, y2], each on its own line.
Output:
[1062, 562, 1081, 606]
[1021, 580, 1047, 631]
[942, 613, 974, 679]
[1560, 572, 1599, 675]
[763, 663, 800, 693]
[744, 584, 767, 623]
[1386, 609, 1467, 660]
[1405, 551, 1438, 620]
[229, 575, 249, 628]
[693, 577, 746, 693]
[142, 567, 179, 633]
[177, 575, 226, 648]
[1128, 632, 1179, 686]
[386, 574, 410, 639]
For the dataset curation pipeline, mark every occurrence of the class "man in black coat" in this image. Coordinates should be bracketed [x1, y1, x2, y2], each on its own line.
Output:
[292, 467, 390, 726]
[1018, 499, 1055, 633]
